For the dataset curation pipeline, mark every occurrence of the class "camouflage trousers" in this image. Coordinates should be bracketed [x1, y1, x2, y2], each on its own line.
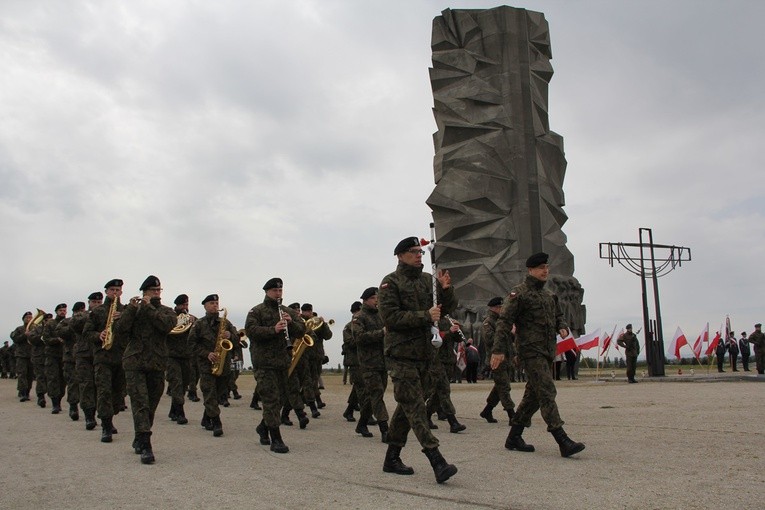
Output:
[310, 356, 322, 399]
[486, 360, 514, 411]
[360, 366, 389, 422]
[755, 350, 765, 374]
[512, 357, 564, 432]
[166, 356, 190, 406]
[228, 369, 240, 394]
[386, 357, 439, 450]
[200, 372, 228, 418]
[426, 360, 456, 417]
[188, 357, 200, 394]
[95, 361, 125, 419]
[347, 366, 370, 415]
[255, 368, 290, 429]
[626, 355, 637, 381]
[45, 356, 64, 399]
[75, 356, 97, 411]
[125, 369, 164, 434]
[63, 360, 79, 406]
[291, 356, 315, 404]
[32, 358, 47, 396]
[16, 357, 34, 395]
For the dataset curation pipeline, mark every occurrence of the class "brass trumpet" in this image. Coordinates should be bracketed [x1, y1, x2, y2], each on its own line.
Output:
[305, 316, 335, 331]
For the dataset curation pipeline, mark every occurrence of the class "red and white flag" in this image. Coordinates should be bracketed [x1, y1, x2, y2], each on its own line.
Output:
[556, 331, 577, 356]
[668, 326, 688, 360]
[692, 323, 708, 357]
[601, 325, 618, 356]
[575, 329, 601, 352]
[706, 323, 723, 356]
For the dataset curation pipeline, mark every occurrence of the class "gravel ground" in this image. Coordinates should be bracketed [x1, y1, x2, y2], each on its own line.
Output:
[0, 370, 762, 510]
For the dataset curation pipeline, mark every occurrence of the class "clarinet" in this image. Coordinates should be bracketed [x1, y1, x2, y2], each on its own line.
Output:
[445, 314, 467, 343]
[277, 298, 292, 350]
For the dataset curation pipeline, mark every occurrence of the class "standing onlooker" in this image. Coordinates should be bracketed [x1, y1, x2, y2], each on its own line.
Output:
[617, 324, 640, 383]
[727, 332, 739, 372]
[739, 331, 751, 372]
[465, 339, 480, 383]
[564, 349, 577, 380]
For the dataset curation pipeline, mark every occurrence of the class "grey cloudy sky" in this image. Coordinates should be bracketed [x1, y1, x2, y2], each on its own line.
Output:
[2, 0, 763, 366]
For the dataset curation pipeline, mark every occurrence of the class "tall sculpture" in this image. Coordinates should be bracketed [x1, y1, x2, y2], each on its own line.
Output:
[427, 6, 585, 334]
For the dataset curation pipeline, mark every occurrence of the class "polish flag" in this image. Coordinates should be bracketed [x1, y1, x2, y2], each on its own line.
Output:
[575, 329, 601, 352]
[601, 325, 618, 356]
[692, 323, 708, 357]
[556, 331, 577, 356]
[668, 327, 688, 360]
[706, 324, 723, 356]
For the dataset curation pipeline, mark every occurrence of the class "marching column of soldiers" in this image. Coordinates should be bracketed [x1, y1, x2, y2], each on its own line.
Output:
[4, 240, 606, 483]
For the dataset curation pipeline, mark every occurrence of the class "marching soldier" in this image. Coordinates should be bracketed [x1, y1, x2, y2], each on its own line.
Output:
[166, 294, 194, 425]
[0, 341, 10, 379]
[493, 252, 585, 458]
[188, 294, 236, 437]
[116, 275, 176, 464]
[43, 303, 67, 414]
[28, 313, 48, 407]
[480, 297, 515, 425]
[296, 304, 320, 418]
[56, 301, 85, 420]
[341, 301, 365, 422]
[10, 311, 35, 402]
[378, 237, 458, 484]
[426, 317, 466, 434]
[74, 292, 103, 430]
[301, 303, 332, 409]
[245, 278, 308, 454]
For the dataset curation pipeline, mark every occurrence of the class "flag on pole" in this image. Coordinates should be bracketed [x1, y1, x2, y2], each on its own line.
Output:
[692, 323, 708, 357]
[668, 326, 688, 360]
[575, 329, 601, 352]
[556, 331, 577, 356]
[601, 325, 618, 356]
[706, 324, 723, 356]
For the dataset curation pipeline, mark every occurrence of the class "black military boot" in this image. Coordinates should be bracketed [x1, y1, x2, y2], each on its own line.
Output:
[355, 416, 373, 438]
[382, 445, 414, 475]
[168, 403, 179, 421]
[308, 401, 321, 418]
[140, 433, 155, 464]
[256, 420, 270, 445]
[427, 415, 438, 429]
[447, 414, 466, 433]
[480, 403, 498, 423]
[19, 391, 30, 402]
[232, 389, 242, 400]
[316, 395, 326, 409]
[422, 447, 458, 484]
[342, 403, 356, 422]
[551, 427, 585, 458]
[188, 390, 200, 402]
[378, 420, 389, 443]
[84, 408, 97, 430]
[132, 434, 142, 454]
[37, 394, 46, 408]
[175, 404, 188, 425]
[280, 407, 293, 426]
[212, 415, 224, 437]
[250, 393, 261, 410]
[201, 412, 213, 431]
[506, 408, 515, 426]
[505, 425, 535, 452]
[51, 397, 62, 414]
[296, 409, 310, 429]
[69, 403, 80, 421]
[101, 417, 113, 443]
[269, 427, 289, 454]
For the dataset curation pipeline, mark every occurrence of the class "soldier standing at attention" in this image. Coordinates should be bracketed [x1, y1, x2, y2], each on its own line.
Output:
[492, 252, 585, 458]
[739, 332, 751, 372]
[189, 294, 236, 437]
[74, 292, 102, 430]
[116, 275, 176, 464]
[378, 236, 458, 484]
[10, 311, 35, 402]
[166, 294, 194, 425]
[245, 278, 308, 454]
[617, 324, 640, 383]
[748, 324, 765, 374]
[480, 296, 515, 425]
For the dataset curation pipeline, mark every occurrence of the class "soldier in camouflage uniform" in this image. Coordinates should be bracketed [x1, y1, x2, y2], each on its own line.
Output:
[480, 296, 515, 425]
[492, 252, 585, 458]
[43, 303, 67, 414]
[74, 292, 102, 430]
[749, 323, 765, 374]
[0, 341, 10, 378]
[378, 236, 458, 484]
[341, 301, 366, 422]
[426, 317, 466, 433]
[301, 303, 332, 409]
[616, 324, 640, 383]
[56, 301, 85, 421]
[227, 332, 245, 401]
[116, 275, 176, 464]
[189, 294, 236, 437]
[245, 278, 308, 454]
[28, 314, 48, 407]
[166, 294, 194, 425]
[84, 279, 127, 444]
[10, 312, 35, 401]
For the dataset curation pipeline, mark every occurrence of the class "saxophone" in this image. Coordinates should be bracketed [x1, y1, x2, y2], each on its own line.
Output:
[211, 307, 233, 377]
[102, 297, 118, 350]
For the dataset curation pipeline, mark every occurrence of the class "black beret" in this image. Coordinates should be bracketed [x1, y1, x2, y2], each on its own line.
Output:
[394, 236, 421, 255]
[755, 323, 762, 328]
[487, 297, 503, 307]
[72, 301, 86, 312]
[263, 277, 283, 290]
[288, 302, 300, 310]
[22, 311, 32, 319]
[360, 287, 378, 300]
[525, 252, 549, 268]
[88, 292, 103, 301]
[201, 294, 218, 305]
[139, 275, 161, 291]
[350, 301, 362, 313]
[301, 303, 313, 312]
[55, 303, 66, 311]
[626, 324, 633, 330]
[174, 294, 189, 305]
[104, 278, 123, 289]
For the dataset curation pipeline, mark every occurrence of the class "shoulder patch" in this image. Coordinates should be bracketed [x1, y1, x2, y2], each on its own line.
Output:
[380, 283, 389, 289]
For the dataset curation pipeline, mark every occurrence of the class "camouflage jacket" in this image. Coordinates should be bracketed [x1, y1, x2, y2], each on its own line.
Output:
[617, 332, 640, 357]
[166, 310, 193, 359]
[434, 318, 461, 367]
[71, 310, 94, 359]
[10, 325, 31, 358]
[495, 275, 567, 362]
[117, 298, 176, 372]
[341, 319, 358, 367]
[27, 324, 45, 362]
[42, 316, 65, 358]
[245, 296, 306, 370]
[482, 309, 515, 361]
[352, 303, 386, 370]
[304, 319, 332, 361]
[748, 331, 765, 353]
[188, 312, 235, 376]
[83, 298, 126, 365]
[378, 262, 457, 361]
[54, 315, 79, 362]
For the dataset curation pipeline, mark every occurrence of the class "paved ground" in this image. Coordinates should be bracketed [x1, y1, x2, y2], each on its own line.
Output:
[0, 370, 762, 510]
